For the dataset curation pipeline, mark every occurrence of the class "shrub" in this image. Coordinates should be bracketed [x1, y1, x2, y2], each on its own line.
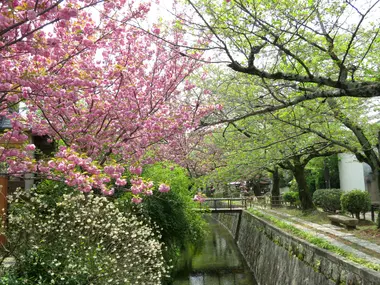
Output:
[313, 189, 343, 213]
[140, 163, 206, 253]
[118, 163, 207, 283]
[283, 191, 299, 206]
[341, 189, 371, 219]
[1, 187, 167, 285]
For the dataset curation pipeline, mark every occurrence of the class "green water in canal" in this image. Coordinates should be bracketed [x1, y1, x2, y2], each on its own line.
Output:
[173, 216, 257, 285]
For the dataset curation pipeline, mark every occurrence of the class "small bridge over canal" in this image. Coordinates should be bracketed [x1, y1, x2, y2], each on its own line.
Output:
[193, 198, 247, 241]
[193, 198, 247, 213]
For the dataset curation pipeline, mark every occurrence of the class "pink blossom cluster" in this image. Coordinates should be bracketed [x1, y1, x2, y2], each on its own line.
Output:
[130, 177, 153, 204]
[57, 7, 78, 21]
[0, 0, 213, 199]
[130, 178, 154, 196]
[0, 145, 37, 174]
[158, 183, 170, 193]
[193, 192, 206, 203]
[129, 181, 171, 204]
[37, 147, 126, 194]
[129, 165, 143, 176]
[131, 196, 143, 204]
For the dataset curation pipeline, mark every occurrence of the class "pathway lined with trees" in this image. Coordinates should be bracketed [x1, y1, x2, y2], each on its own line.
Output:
[1, 0, 380, 284]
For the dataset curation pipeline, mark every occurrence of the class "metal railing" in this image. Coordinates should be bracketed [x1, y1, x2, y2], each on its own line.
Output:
[195, 195, 294, 212]
[200, 198, 247, 211]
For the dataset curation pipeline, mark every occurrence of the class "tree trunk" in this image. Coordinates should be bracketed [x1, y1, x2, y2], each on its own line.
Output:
[323, 159, 331, 189]
[293, 164, 316, 211]
[252, 183, 261, 196]
[247, 178, 262, 196]
[271, 166, 281, 207]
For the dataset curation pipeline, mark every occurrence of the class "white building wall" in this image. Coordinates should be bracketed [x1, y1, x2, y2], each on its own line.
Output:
[338, 153, 366, 191]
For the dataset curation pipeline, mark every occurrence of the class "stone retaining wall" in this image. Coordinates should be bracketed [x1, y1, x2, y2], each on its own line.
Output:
[213, 211, 380, 285]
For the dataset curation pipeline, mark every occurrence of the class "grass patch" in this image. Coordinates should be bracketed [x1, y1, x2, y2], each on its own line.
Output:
[248, 208, 380, 272]
[270, 207, 330, 224]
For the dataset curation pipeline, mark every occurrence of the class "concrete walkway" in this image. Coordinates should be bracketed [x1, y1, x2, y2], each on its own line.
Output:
[255, 208, 380, 265]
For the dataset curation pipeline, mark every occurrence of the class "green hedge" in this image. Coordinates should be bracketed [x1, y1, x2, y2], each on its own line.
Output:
[283, 191, 299, 206]
[341, 189, 371, 219]
[313, 188, 343, 213]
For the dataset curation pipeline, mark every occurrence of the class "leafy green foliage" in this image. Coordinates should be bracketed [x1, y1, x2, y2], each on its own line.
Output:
[312, 189, 343, 213]
[306, 156, 340, 193]
[289, 180, 299, 192]
[120, 163, 207, 282]
[181, 0, 380, 214]
[30, 179, 75, 206]
[341, 190, 371, 219]
[142, 163, 206, 247]
[283, 191, 299, 206]
[279, 170, 293, 188]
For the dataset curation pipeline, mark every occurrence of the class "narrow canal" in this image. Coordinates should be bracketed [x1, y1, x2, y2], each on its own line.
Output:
[173, 216, 258, 285]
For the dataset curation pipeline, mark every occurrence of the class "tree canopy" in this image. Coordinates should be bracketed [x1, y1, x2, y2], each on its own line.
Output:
[161, 0, 380, 209]
[0, 0, 213, 200]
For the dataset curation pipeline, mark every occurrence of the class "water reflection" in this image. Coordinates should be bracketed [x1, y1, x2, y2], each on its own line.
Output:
[173, 216, 257, 285]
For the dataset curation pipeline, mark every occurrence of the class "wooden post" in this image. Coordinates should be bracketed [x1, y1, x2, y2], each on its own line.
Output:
[0, 175, 8, 245]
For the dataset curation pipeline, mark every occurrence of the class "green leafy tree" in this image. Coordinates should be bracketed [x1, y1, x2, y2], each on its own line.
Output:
[193, 109, 342, 210]
[181, 0, 380, 107]
[124, 162, 207, 282]
[172, 0, 380, 212]
[306, 155, 340, 191]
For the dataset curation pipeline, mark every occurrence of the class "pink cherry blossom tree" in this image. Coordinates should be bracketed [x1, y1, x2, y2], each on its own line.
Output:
[0, 0, 211, 200]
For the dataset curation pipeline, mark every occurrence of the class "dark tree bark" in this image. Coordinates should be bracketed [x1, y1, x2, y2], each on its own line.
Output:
[247, 177, 262, 197]
[323, 159, 331, 189]
[280, 157, 316, 211]
[270, 166, 281, 207]
[293, 163, 316, 211]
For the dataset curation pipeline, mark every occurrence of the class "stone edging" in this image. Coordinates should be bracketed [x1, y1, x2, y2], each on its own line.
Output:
[214, 210, 380, 285]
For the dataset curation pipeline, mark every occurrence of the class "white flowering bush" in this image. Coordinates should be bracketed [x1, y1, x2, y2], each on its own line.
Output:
[1, 187, 167, 285]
